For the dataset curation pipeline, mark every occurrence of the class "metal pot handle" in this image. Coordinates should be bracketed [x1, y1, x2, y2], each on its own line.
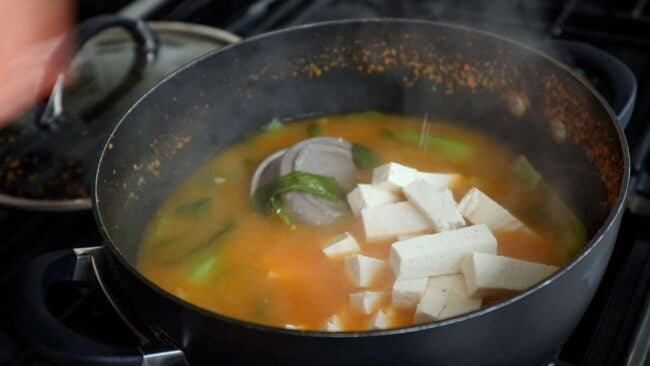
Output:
[9, 247, 188, 366]
[35, 15, 159, 131]
[549, 40, 637, 128]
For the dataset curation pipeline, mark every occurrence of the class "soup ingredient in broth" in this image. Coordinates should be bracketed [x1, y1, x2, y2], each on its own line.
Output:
[138, 112, 584, 332]
[273, 137, 357, 226]
[351, 144, 380, 170]
[252, 171, 345, 227]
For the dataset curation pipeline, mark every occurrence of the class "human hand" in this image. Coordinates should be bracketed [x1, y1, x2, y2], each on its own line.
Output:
[0, 0, 75, 126]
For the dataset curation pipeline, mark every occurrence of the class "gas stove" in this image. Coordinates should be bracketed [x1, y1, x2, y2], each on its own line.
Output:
[1, 1, 649, 365]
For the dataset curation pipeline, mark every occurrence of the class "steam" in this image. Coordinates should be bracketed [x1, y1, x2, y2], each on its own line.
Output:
[106, 7, 604, 268]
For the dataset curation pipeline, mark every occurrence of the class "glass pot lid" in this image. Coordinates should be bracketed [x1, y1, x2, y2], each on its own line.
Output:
[0, 16, 239, 211]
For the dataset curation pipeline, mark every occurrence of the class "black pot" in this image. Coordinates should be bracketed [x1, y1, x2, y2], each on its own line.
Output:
[12, 19, 632, 366]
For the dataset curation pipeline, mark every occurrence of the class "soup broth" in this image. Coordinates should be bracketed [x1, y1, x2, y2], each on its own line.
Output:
[138, 113, 586, 331]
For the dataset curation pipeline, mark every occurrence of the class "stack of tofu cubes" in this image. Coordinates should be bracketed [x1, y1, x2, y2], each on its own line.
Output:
[321, 162, 559, 331]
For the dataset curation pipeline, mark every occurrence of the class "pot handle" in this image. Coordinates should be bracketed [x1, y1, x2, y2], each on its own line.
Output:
[9, 247, 188, 366]
[35, 15, 159, 131]
[549, 40, 637, 128]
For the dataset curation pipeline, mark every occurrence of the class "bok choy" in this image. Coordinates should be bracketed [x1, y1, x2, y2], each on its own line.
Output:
[251, 171, 345, 227]
[352, 144, 380, 170]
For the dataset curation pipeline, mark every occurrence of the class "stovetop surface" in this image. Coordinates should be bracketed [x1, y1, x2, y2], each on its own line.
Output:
[1, 1, 650, 365]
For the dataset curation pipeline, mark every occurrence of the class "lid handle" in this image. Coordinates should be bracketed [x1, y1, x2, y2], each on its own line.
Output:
[35, 15, 159, 131]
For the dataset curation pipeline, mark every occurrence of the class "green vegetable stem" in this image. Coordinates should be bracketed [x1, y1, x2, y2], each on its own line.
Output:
[176, 197, 212, 220]
[380, 129, 472, 161]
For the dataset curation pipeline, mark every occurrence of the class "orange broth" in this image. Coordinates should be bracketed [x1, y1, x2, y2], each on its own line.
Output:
[138, 113, 586, 331]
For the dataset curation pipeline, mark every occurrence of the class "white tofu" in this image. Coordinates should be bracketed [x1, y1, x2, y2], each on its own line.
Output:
[391, 277, 428, 307]
[345, 254, 386, 287]
[397, 233, 422, 241]
[350, 291, 386, 314]
[323, 315, 344, 332]
[414, 286, 448, 323]
[415, 274, 481, 323]
[389, 224, 497, 280]
[361, 201, 432, 242]
[371, 162, 418, 192]
[429, 274, 481, 320]
[322, 232, 361, 258]
[437, 293, 482, 320]
[371, 163, 460, 193]
[372, 308, 395, 329]
[457, 187, 527, 231]
[403, 180, 466, 232]
[416, 172, 460, 190]
[461, 252, 559, 298]
[427, 274, 470, 298]
[347, 184, 400, 217]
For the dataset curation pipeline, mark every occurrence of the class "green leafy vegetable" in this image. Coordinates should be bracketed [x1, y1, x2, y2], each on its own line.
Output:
[352, 144, 380, 170]
[252, 171, 345, 227]
[254, 299, 270, 318]
[187, 255, 220, 283]
[176, 197, 212, 220]
[510, 155, 542, 190]
[161, 223, 235, 282]
[390, 130, 472, 161]
[243, 157, 258, 167]
[151, 213, 172, 241]
[343, 111, 384, 120]
[380, 129, 398, 141]
[265, 118, 284, 132]
[307, 122, 322, 137]
[151, 232, 189, 252]
[540, 186, 587, 261]
[557, 212, 587, 260]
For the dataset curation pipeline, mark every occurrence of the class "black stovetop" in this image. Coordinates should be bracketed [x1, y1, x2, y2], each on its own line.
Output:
[1, 1, 650, 365]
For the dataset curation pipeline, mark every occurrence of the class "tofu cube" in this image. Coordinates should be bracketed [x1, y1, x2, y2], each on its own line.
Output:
[403, 180, 465, 232]
[392, 277, 428, 308]
[461, 252, 559, 298]
[345, 254, 386, 287]
[323, 315, 344, 332]
[415, 274, 481, 323]
[361, 201, 432, 242]
[414, 286, 449, 323]
[322, 232, 361, 258]
[427, 274, 470, 298]
[347, 184, 400, 217]
[389, 224, 497, 280]
[457, 187, 527, 232]
[372, 162, 418, 192]
[437, 293, 482, 320]
[372, 308, 395, 329]
[350, 291, 386, 314]
[397, 233, 421, 241]
[416, 172, 460, 190]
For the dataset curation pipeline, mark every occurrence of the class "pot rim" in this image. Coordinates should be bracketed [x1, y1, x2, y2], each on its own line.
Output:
[94, 18, 631, 337]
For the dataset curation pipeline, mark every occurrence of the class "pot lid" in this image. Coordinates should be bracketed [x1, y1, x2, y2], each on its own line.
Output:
[0, 17, 239, 211]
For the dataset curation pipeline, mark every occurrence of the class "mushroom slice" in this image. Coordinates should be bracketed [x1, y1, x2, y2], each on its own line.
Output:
[280, 137, 356, 226]
[249, 149, 287, 196]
